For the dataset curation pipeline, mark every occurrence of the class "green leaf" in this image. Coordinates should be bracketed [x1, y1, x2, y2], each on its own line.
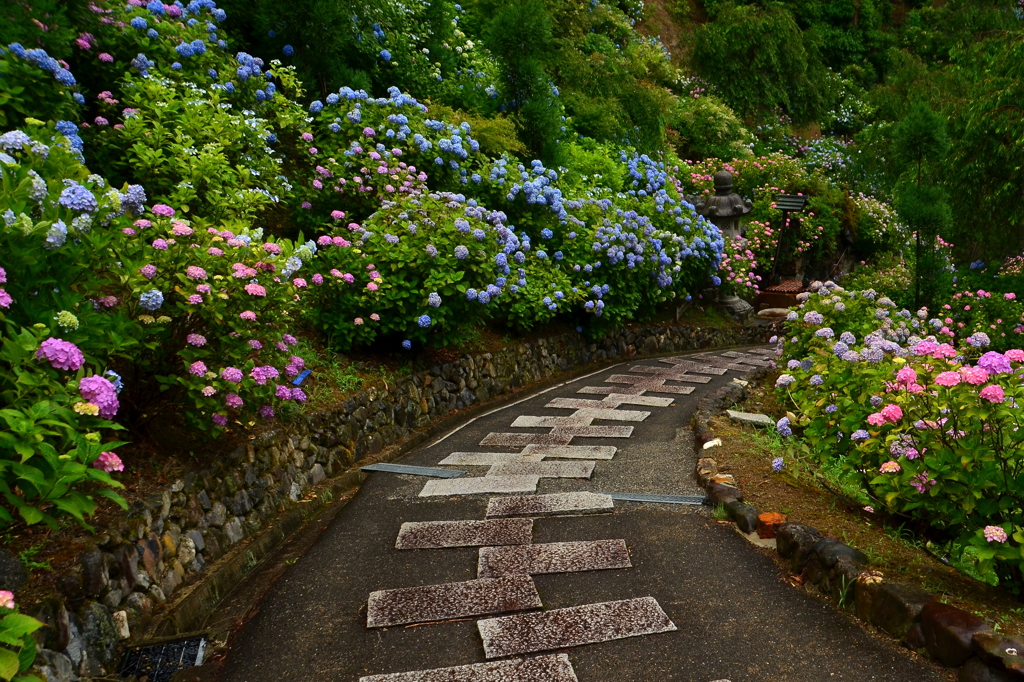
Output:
[0, 614, 43, 639]
[0, 647, 20, 681]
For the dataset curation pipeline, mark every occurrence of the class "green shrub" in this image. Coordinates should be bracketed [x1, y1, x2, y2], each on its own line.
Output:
[666, 93, 752, 162]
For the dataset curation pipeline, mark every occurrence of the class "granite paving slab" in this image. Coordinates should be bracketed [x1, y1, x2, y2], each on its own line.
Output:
[436, 452, 544, 466]
[657, 359, 729, 375]
[485, 492, 615, 518]
[366, 575, 542, 628]
[419, 475, 540, 497]
[725, 409, 773, 427]
[478, 432, 573, 447]
[477, 597, 677, 659]
[521, 444, 617, 460]
[395, 519, 534, 549]
[486, 460, 595, 479]
[548, 425, 634, 439]
[606, 373, 708, 385]
[358, 654, 578, 682]
[477, 539, 631, 578]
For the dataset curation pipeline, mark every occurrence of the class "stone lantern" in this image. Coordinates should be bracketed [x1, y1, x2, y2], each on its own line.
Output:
[690, 170, 754, 319]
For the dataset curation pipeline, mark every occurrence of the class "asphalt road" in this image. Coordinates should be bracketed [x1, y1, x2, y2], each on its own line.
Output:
[214, 349, 944, 682]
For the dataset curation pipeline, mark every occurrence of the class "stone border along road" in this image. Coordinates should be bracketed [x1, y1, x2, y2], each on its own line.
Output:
[215, 347, 944, 682]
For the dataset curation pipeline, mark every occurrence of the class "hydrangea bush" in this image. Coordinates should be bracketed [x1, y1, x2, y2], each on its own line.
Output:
[774, 282, 1024, 589]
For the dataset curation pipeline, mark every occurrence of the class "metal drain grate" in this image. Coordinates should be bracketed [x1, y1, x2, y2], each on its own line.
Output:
[116, 635, 206, 682]
[360, 463, 467, 478]
[600, 492, 707, 505]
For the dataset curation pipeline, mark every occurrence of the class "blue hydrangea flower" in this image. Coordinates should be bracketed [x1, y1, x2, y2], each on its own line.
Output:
[147, 28, 159, 38]
[45, 220, 68, 249]
[851, 430, 870, 441]
[427, 292, 441, 308]
[417, 314, 432, 328]
[776, 417, 792, 437]
[131, 17, 149, 30]
[72, 92, 85, 105]
[402, 340, 412, 349]
[810, 374, 823, 386]
[283, 44, 294, 56]
[380, 49, 391, 61]
[478, 291, 491, 304]
[775, 374, 795, 388]
[176, 42, 194, 58]
[309, 100, 323, 114]
[711, 276, 721, 286]
[139, 289, 164, 310]
[772, 457, 785, 471]
[839, 331, 856, 344]
[454, 245, 469, 260]
[825, 404, 838, 413]
[59, 183, 98, 213]
[465, 288, 478, 301]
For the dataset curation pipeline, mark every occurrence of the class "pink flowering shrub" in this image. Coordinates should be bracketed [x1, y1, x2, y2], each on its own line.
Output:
[776, 285, 1024, 590]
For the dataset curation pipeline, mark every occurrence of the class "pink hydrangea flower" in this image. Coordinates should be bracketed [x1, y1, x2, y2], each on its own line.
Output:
[867, 412, 887, 426]
[318, 235, 333, 246]
[301, 202, 312, 209]
[312, 273, 323, 285]
[932, 343, 957, 358]
[0, 290, 11, 309]
[289, 354, 304, 367]
[79, 375, 119, 418]
[370, 313, 380, 321]
[301, 132, 314, 142]
[980, 385, 1005, 403]
[139, 264, 157, 279]
[249, 339, 262, 350]
[187, 334, 207, 346]
[171, 222, 193, 236]
[238, 310, 256, 321]
[122, 228, 136, 236]
[880, 404, 903, 422]
[275, 384, 292, 400]
[293, 278, 307, 287]
[0, 267, 6, 284]
[226, 393, 243, 408]
[196, 284, 211, 294]
[960, 366, 990, 385]
[330, 210, 345, 220]
[934, 371, 961, 387]
[1006, 293, 1017, 301]
[212, 414, 228, 426]
[285, 364, 299, 377]
[152, 204, 175, 217]
[0, 590, 14, 609]
[186, 266, 208, 280]
[93, 451, 124, 473]
[366, 282, 378, 291]
[188, 294, 203, 304]
[879, 461, 901, 473]
[263, 242, 282, 255]
[208, 247, 224, 256]
[221, 367, 243, 383]
[343, 273, 355, 284]
[984, 526, 1009, 543]
[1006, 349, 1024, 362]
[189, 361, 207, 377]
[914, 341, 938, 356]
[152, 239, 169, 250]
[244, 283, 267, 297]
[99, 53, 114, 62]
[895, 367, 917, 385]
[202, 386, 216, 397]
[354, 317, 364, 325]
[37, 338, 85, 371]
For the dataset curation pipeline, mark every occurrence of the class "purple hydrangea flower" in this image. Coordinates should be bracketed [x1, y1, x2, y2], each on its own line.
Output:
[776, 417, 792, 437]
[79, 375, 119, 418]
[772, 457, 784, 472]
[36, 338, 85, 370]
[221, 367, 243, 383]
[978, 351, 1012, 375]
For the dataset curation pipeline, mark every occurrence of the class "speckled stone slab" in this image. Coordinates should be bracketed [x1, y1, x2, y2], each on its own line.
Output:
[656, 359, 729, 375]
[684, 355, 751, 371]
[486, 460, 595, 479]
[479, 433, 573, 447]
[437, 452, 544, 466]
[546, 395, 673, 410]
[720, 351, 771, 365]
[366, 575, 542, 628]
[521, 444, 617, 460]
[419, 475, 540, 497]
[486, 492, 615, 518]
[477, 597, 677, 658]
[358, 654, 578, 682]
[607, 372, 708, 385]
[510, 409, 648, 428]
[477, 539, 631, 578]
[745, 347, 776, 356]
[578, 384, 689, 397]
[549, 425, 634, 439]
[395, 519, 534, 549]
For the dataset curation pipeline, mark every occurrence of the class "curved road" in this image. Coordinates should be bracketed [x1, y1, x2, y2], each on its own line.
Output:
[214, 347, 943, 682]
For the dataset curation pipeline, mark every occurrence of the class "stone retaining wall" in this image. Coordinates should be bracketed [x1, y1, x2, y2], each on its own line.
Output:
[19, 321, 770, 681]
